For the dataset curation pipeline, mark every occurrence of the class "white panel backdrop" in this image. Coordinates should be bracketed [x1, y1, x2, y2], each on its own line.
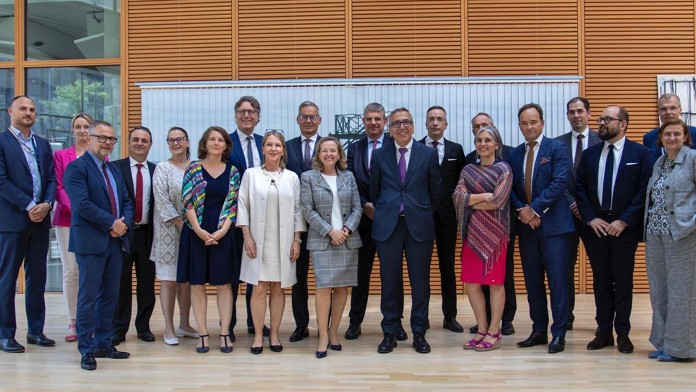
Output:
[139, 77, 580, 162]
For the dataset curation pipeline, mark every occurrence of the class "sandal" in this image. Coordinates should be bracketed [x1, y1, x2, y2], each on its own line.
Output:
[475, 331, 502, 352]
[463, 331, 487, 350]
[220, 334, 233, 353]
[65, 323, 77, 342]
[196, 334, 210, 353]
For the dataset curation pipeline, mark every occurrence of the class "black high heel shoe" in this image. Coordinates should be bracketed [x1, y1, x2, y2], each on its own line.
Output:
[196, 334, 209, 354]
[329, 343, 342, 351]
[269, 341, 283, 353]
[220, 335, 233, 353]
[250, 345, 263, 355]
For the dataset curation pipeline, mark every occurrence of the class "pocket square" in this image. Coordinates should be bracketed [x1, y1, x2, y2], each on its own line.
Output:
[540, 157, 550, 165]
[626, 162, 638, 166]
[447, 158, 458, 161]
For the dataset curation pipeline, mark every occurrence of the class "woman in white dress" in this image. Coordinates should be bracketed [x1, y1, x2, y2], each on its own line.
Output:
[150, 127, 197, 345]
[237, 131, 307, 354]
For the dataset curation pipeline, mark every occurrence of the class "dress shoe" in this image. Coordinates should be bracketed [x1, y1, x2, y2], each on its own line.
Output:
[219, 335, 233, 353]
[137, 331, 156, 342]
[94, 346, 130, 359]
[269, 342, 283, 352]
[566, 322, 574, 331]
[163, 335, 179, 346]
[250, 345, 263, 355]
[443, 318, 464, 333]
[648, 350, 664, 359]
[344, 324, 361, 340]
[587, 332, 614, 350]
[329, 343, 342, 351]
[196, 335, 209, 354]
[548, 336, 566, 354]
[412, 333, 431, 354]
[26, 333, 55, 347]
[248, 325, 271, 337]
[517, 332, 548, 348]
[377, 334, 397, 353]
[617, 333, 634, 354]
[395, 325, 408, 341]
[81, 353, 97, 370]
[289, 326, 309, 342]
[111, 334, 126, 346]
[175, 327, 199, 339]
[501, 322, 515, 336]
[469, 324, 479, 334]
[657, 353, 691, 362]
[0, 338, 25, 353]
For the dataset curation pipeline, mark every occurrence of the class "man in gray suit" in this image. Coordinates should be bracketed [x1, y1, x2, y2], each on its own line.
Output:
[554, 96, 601, 330]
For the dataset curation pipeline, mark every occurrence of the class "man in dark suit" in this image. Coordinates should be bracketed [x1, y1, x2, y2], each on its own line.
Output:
[344, 102, 406, 341]
[64, 121, 133, 370]
[112, 126, 156, 345]
[554, 97, 601, 330]
[0, 95, 56, 353]
[285, 101, 322, 342]
[464, 112, 517, 336]
[418, 105, 465, 333]
[510, 103, 574, 354]
[370, 107, 441, 354]
[228, 95, 268, 340]
[575, 105, 652, 354]
[643, 93, 696, 164]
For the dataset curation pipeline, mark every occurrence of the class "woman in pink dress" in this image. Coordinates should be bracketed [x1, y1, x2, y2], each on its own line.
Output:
[53, 113, 94, 342]
[453, 125, 512, 352]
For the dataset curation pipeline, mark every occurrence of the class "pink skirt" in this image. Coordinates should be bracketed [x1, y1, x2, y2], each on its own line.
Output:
[460, 239, 507, 285]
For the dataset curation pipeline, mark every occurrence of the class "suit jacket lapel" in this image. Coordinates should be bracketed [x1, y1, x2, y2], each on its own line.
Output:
[359, 138, 370, 176]
[231, 132, 247, 172]
[120, 160, 135, 197]
[404, 141, 420, 187]
[532, 138, 549, 188]
[4, 131, 31, 173]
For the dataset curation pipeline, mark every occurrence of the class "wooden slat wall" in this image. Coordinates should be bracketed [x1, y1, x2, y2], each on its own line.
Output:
[121, 0, 696, 296]
[237, 0, 346, 79]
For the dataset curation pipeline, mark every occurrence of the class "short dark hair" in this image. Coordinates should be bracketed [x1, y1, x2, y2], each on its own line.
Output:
[388, 107, 412, 123]
[129, 125, 152, 141]
[10, 95, 35, 106]
[363, 102, 385, 118]
[426, 105, 447, 117]
[657, 118, 692, 148]
[168, 126, 191, 159]
[198, 126, 232, 161]
[616, 106, 630, 128]
[566, 97, 590, 112]
[89, 120, 113, 133]
[518, 103, 544, 121]
[235, 96, 261, 115]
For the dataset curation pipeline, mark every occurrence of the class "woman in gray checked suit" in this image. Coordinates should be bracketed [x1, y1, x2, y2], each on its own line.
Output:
[300, 136, 362, 359]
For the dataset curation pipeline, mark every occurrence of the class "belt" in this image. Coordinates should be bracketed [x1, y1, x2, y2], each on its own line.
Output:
[602, 210, 612, 217]
[399, 212, 406, 217]
[134, 224, 149, 231]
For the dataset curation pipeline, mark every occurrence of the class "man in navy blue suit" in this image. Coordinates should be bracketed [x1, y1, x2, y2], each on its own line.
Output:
[344, 102, 406, 341]
[0, 96, 56, 353]
[65, 121, 133, 370]
[227, 95, 267, 340]
[464, 112, 518, 336]
[510, 103, 574, 354]
[575, 105, 652, 355]
[285, 101, 322, 343]
[554, 97, 601, 330]
[643, 93, 696, 164]
[418, 105, 465, 334]
[370, 107, 441, 354]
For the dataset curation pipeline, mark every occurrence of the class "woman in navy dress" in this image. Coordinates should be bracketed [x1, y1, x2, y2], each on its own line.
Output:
[178, 126, 240, 354]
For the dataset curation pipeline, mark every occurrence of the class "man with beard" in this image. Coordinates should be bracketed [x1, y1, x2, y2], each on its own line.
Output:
[575, 105, 652, 354]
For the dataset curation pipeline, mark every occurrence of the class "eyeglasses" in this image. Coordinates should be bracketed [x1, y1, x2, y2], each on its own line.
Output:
[90, 134, 118, 144]
[236, 109, 258, 116]
[389, 120, 413, 128]
[265, 129, 284, 135]
[166, 137, 188, 145]
[597, 117, 621, 124]
[298, 114, 320, 122]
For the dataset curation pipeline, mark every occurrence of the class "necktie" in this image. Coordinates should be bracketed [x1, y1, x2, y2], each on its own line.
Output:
[574, 134, 585, 175]
[398, 147, 407, 211]
[601, 144, 615, 211]
[432, 140, 441, 164]
[246, 136, 254, 169]
[102, 162, 118, 217]
[135, 163, 143, 223]
[368, 139, 378, 170]
[524, 141, 537, 203]
[303, 138, 312, 171]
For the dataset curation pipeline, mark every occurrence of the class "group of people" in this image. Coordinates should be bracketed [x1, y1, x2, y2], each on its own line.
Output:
[0, 92, 694, 371]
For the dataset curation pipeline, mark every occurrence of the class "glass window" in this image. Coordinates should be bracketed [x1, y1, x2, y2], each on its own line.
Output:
[26, 0, 120, 61]
[0, 68, 13, 128]
[0, 1, 13, 61]
[25, 66, 120, 291]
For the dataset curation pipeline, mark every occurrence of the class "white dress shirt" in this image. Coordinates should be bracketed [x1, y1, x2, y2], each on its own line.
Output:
[571, 127, 590, 163]
[366, 133, 385, 168]
[597, 136, 626, 207]
[425, 135, 445, 165]
[129, 156, 151, 224]
[394, 139, 414, 167]
[523, 134, 544, 186]
[236, 129, 261, 168]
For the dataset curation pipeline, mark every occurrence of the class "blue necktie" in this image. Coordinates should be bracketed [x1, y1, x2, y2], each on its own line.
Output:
[246, 136, 254, 169]
[601, 144, 615, 211]
[399, 147, 407, 211]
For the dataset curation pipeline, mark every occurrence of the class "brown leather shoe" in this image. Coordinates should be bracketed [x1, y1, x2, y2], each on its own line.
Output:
[587, 332, 614, 350]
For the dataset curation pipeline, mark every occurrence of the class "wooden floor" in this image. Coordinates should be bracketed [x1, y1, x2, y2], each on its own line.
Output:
[2, 293, 693, 391]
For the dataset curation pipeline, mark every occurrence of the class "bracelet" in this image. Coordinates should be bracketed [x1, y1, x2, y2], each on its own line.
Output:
[294, 238, 302, 244]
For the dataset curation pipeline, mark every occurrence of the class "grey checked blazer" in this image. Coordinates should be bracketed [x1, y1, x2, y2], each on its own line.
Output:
[300, 169, 363, 251]
[644, 145, 696, 241]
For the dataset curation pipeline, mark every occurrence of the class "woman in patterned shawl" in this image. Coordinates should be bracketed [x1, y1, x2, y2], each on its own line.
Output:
[453, 125, 512, 352]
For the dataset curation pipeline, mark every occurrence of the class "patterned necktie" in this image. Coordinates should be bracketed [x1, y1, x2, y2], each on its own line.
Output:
[574, 134, 585, 176]
[246, 136, 254, 169]
[399, 147, 407, 211]
[102, 162, 118, 217]
[135, 163, 143, 223]
[524, 141, 537, 203]
[601, 144, 615, 211]
[303, 138, 312, 171]
[368, 139, 378, 170]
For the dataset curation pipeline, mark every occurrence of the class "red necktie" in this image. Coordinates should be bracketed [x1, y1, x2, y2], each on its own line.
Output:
[135, 163, 143, 223]
[101, 162, 118, 217]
